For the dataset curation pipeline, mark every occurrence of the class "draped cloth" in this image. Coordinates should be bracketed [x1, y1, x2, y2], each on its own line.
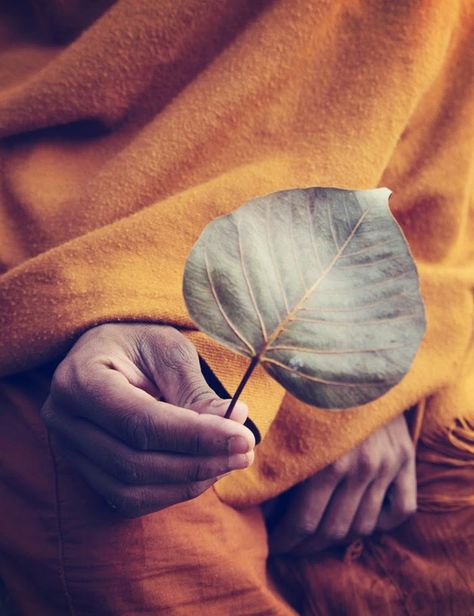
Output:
[0, 1, 473, 613]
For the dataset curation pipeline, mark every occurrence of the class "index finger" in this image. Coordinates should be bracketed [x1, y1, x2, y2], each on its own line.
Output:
[50, 365, 255, 455]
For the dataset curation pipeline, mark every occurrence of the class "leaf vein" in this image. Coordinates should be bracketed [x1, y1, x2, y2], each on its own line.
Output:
[310, 269, 410, 296]
[307, 196, 323, 273]
[289, 313, 417, 326]
[328, 203, 339, 251]
[237, 222, 268, 342]
[259, 205, 372, 356]
[300, 290, 410, 314]
[266, 202, 289, 317]
[336, 252, 404, 270]
[263, 358, 391, 388]
[290, 203, 309, 292]
[340, 237, 399, 259]
[266, 344, 405, 355]
[204, 244, 255, 355]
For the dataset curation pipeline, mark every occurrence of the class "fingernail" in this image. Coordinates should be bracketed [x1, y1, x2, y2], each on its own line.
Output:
[231, 400, 248, 414]
[228, 451, 254, 470]
[209, 399, 248, 419]
[227, 435, 251, 454]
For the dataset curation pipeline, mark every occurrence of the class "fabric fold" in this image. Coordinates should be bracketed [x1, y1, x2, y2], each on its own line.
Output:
[0, 0, 473, 505]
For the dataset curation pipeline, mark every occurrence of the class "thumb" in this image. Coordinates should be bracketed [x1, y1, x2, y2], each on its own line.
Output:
[139, 325, 249, 425]
[192, 397, 249, 425]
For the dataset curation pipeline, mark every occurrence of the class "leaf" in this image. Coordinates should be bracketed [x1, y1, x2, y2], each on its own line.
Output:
[183, 187, 426, 411]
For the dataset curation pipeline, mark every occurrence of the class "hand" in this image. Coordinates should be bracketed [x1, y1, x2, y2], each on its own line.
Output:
[41, 323, 255, 518]
[267, 414, 416, 555]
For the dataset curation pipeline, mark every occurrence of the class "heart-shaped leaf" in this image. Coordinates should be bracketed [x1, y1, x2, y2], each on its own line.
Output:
[183, 187, 425, 411]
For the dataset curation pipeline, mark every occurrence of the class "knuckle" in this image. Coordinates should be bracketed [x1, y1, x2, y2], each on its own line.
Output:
[293, 519, 316, 538]
[357, 449, 377, 476]
[400, 500, 417, 518]
[175, 377, 211, 408]
[379, 453, 396, 476]
[112, 455, 141, 485]
[355, 522, 376, 537]
[329, 458, 350, 478]
[40, 403, 57, 429]
[186, 460, 210, 483]
[158, 333, 196, 373]
[324, 525, 349, 542]
[52, 357, 104, 406]
[184, 481, 206, 502]
[113, 490, 146, 519]
[50, 361, 75, 402]
[159, 415, 197, 454]
[400, 441, 415, 463]
[122, 412, 150, 450]
[161, 421, 180, 453]
[187, 417, 204, 455]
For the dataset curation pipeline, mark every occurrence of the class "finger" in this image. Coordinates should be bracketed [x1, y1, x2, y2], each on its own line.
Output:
[52, 416, 254, 484]
[350, 478, 391, 537]
[294, 474, 371, 554]
[269, 465, 341, 555]
[136, 326, 248, 422]
[377, 459, 417, 531]
[57, 443, 216, 518]
[44, 373, 255, 455]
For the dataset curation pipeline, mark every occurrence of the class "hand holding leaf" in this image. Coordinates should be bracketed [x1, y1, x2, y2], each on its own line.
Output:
[183, 187, 425, 415]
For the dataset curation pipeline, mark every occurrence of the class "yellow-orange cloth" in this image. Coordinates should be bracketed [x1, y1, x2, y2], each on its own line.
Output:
[0, 367, 295, 615]
[0, 0, 473, 504]
[271, 448, 474, 616]
[1, 2, 474, 615]
[0, 367, 472, 615]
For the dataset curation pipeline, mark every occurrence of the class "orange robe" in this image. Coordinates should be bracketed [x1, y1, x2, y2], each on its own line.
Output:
[0, 1, 472, 614]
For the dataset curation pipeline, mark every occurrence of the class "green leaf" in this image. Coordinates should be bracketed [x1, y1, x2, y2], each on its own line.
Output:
[183, 187, 426, 410]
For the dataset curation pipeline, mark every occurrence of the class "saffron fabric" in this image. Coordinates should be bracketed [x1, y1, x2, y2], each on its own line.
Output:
[0, 369, 472, 614]
[0, 0, 473, 613]
[0, 0, 473, 502]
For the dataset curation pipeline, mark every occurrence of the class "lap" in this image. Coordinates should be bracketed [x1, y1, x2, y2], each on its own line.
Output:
[271, 451, 474, 616]
[0, 370, 293, 616]
[1, 369, 473, 615]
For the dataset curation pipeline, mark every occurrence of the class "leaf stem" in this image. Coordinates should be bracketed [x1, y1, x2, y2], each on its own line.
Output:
[225, 355, 259, 419]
